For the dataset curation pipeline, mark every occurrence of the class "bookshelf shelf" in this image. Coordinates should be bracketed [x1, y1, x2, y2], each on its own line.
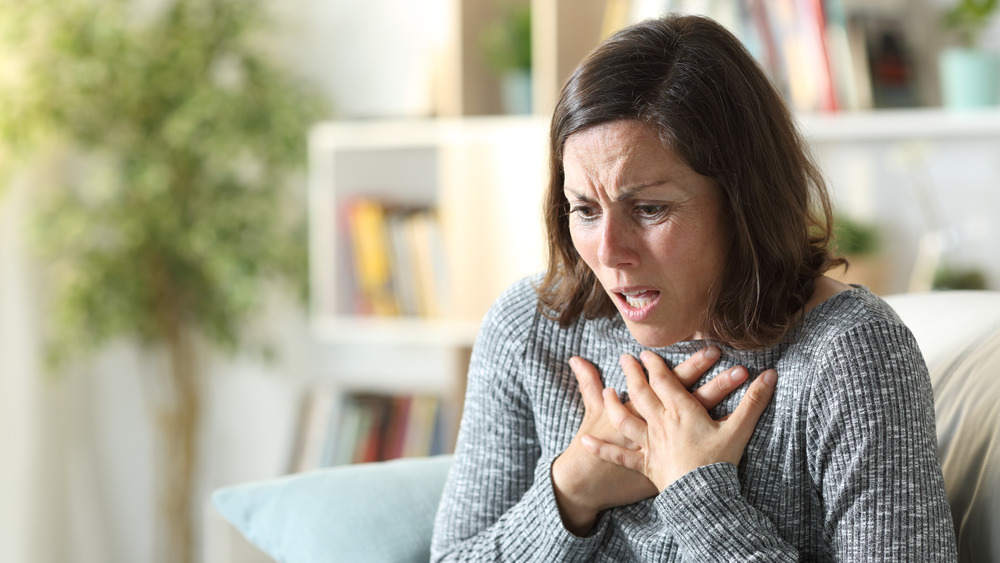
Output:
[799, 107, 1000, 142]
[311, 316, 480, 348]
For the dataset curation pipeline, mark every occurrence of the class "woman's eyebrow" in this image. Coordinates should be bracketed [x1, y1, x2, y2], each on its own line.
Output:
[613, 182, 669, 202]
[563, 188, 592, 202]
[564, 181, 672, 203]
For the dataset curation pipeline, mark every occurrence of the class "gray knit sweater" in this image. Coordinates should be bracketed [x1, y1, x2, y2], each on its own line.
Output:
[431, 276, 957, 562]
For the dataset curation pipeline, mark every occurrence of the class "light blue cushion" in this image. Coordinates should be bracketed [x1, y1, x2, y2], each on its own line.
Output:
[213, 455, 453, 563]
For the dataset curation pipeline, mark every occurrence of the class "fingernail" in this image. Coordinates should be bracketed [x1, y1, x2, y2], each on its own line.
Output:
[763, 369, 778, 386]
[729, 366, 746, 382]
[704, 346, 720, 360]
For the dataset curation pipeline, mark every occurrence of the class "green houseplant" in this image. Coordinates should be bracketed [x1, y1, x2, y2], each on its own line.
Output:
[0, 0, 326, 561]
[832, 215, 881, 257]
[830, 215, 889, 294]
[945, 0, 999, 47]
[934, 264, 989, 290]
[940, 0, 1000, 107]
[481, 1, 532, 114]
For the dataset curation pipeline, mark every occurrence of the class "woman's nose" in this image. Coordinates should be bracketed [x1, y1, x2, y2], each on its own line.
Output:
[597, 215, 638, 269]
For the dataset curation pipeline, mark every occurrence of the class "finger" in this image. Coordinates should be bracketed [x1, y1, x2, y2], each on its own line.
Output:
[618, 353, 662, 417]
[569, 356, 605, 411]
[638, 350, 693, 409]
[602, 387, 648, 444]
[623, 400, 643, 418]
[581, 434, 645, 473]
[673, 346, 722, 388]
[690, 365, 749, 410]
[724, 369, 777, 445]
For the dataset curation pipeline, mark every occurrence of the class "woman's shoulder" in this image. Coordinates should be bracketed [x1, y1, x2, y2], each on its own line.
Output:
[478, 273, 601, 351]
[482, 274, 543, 327]
[476, 274, 551, 345]
[793, 283, 924, 371]
[803, 283, 909, 338]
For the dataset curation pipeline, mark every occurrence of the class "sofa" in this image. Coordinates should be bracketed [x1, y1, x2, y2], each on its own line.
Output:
[213, 290, 1000, 562]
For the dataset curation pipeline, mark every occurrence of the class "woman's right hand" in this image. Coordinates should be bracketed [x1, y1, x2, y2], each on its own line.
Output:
[551, 346, 748, 535]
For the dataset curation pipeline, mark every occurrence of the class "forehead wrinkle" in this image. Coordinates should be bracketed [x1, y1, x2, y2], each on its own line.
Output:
[564, 137, 650, 202]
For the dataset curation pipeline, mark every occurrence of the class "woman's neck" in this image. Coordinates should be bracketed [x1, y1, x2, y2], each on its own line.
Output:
[803, 275, 853, 315]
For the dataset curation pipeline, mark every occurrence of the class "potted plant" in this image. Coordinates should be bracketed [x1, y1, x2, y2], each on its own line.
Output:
[830, 215, 890, 294]
[934, 264, 989, 289]
[482, 1, 532, 114]
[940, 0, 1000, 108]
[0, 1, 325, 562]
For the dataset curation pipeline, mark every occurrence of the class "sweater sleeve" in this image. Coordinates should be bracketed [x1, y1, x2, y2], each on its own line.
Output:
[652, 318, 956, 561]
[807, 320, 957, 560]
[430, 282, 606, 562]
[652, 463, 798, 560]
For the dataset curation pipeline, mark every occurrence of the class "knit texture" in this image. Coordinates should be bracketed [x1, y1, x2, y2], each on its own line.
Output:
[431, 276, 957, 562]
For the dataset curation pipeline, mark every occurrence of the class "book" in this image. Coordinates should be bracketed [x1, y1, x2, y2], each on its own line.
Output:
[387, 211, 421, 316]
[288, 384, 338, 472]
[404, 210, 450, 318]
[846, 13, 875, 110]
[739, 0, 863, 113]
[402, 395, 441, 458]
[382, 396, 413, 460]
[823, 0, 866, 111]
[305, 392, 450, 466]
[854, 12, 920, 109]
[339, 199, 450, 319]
[800, 0, 838, 112]
[343, 197, 399, 316]
[330, 396, 365, 466]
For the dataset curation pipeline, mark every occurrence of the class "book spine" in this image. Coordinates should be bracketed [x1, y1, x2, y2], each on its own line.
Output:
[343, 197, 399, 316]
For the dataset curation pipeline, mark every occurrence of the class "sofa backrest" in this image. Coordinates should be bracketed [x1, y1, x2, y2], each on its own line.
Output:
[886, 291, 1000, 563]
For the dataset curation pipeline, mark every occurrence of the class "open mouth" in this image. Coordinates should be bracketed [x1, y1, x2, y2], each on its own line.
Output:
[614, 289, 661, 321]
[621, 290, 658, 309]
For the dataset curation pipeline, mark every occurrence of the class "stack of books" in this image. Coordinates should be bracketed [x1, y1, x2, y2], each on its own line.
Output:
[340, 197, 450, 318]
[290, 387, 455, 471]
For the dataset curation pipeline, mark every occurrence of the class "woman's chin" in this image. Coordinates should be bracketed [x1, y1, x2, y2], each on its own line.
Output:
[621, 318, 705, 349]
[624, 322, 677, 348]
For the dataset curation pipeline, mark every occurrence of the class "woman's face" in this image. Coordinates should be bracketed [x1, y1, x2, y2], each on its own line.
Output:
[562, 120, 728, 348]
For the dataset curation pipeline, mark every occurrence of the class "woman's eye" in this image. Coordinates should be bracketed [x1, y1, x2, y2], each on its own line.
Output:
[569, 205, 597, 219]
[634, 204, 668, 220]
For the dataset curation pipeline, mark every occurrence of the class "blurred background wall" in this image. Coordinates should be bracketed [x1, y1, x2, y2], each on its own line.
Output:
[1, 1, 998, 562]
[0, 1, 450, 562]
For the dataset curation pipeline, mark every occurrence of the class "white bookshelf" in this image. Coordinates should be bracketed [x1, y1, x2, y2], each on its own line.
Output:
[306, 115, 548, 406]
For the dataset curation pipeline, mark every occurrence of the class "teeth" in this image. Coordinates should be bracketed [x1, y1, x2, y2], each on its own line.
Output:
[622, 291, 654, 308]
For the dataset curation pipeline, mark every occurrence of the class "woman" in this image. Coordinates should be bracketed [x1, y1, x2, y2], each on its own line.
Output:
[431, 15, 956, 561]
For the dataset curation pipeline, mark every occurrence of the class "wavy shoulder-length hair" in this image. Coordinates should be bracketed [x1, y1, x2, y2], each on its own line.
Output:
[537, 14, 842, 350]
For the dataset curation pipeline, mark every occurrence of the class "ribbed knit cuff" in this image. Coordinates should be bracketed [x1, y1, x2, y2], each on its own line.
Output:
[653, 463, 743, 550]
[519, 453, 608, 561]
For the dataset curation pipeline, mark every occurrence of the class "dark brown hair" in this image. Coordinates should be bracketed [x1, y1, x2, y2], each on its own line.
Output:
[537, 14, 842, 350]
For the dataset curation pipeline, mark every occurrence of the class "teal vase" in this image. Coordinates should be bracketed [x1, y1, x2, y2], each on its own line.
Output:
[500, 69, 532, 115]
[939, 47, 1000, 109]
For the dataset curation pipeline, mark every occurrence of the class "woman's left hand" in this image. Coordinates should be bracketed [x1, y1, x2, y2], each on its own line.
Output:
[581, 350, 777, 491]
